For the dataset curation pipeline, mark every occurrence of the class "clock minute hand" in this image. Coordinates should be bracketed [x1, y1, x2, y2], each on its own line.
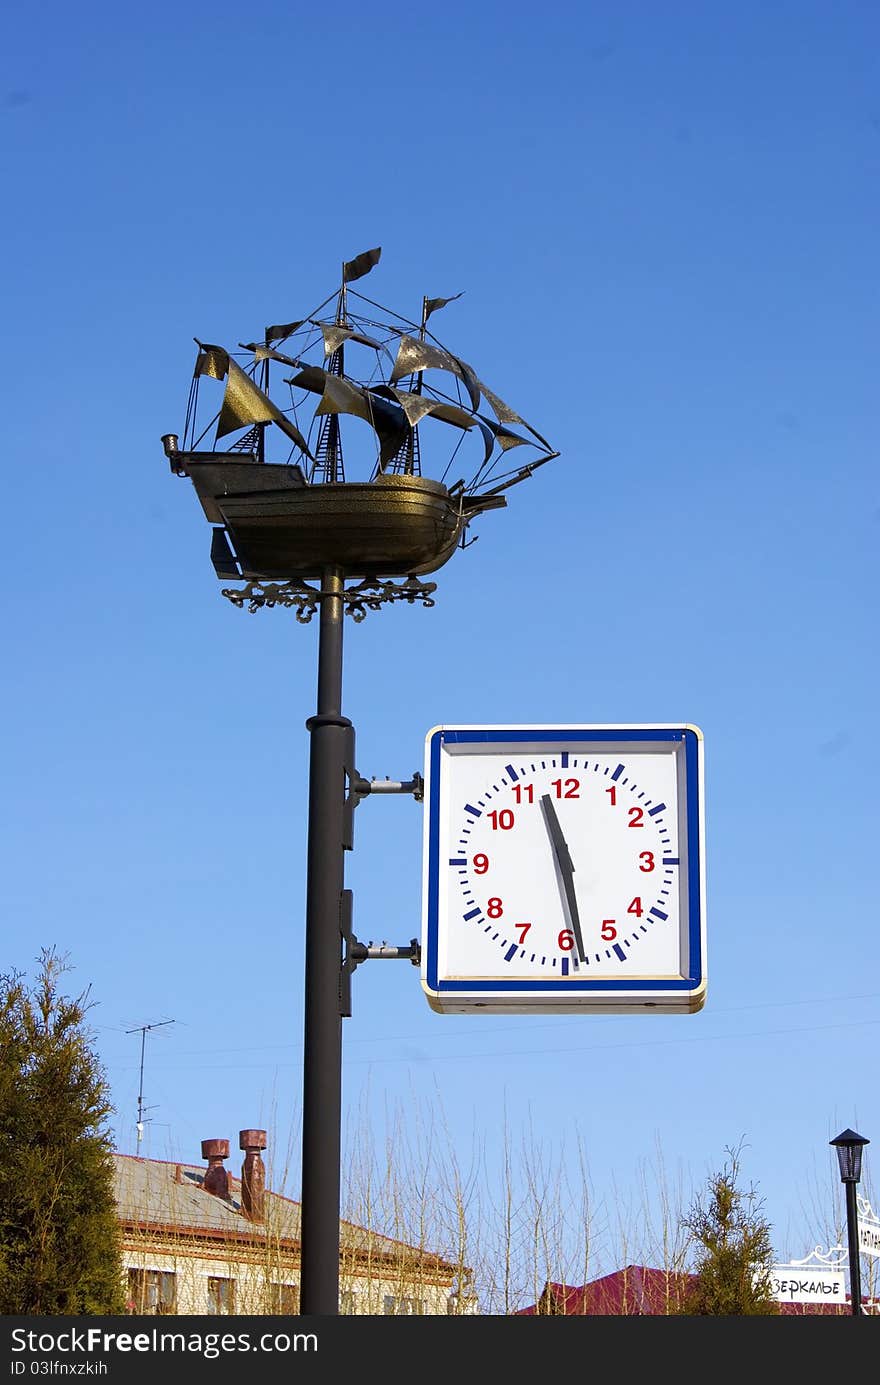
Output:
[540, 793, 586, 964]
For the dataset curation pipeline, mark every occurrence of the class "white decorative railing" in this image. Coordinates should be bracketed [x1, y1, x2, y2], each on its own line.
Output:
[780, 1224, 880, 1313]
[788, 1244, 848, 1269]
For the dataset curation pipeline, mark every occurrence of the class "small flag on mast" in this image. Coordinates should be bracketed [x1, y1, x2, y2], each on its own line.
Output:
[264, 320, 304, 344]
[342, 247, 382, 283]
[424, 292, 463, 322]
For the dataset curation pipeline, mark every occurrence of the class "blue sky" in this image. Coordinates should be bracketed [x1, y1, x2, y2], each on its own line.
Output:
[2, 1, 878, 1289]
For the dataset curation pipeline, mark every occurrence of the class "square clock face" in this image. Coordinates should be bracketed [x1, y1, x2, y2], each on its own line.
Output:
[420, 725, 706, 1014]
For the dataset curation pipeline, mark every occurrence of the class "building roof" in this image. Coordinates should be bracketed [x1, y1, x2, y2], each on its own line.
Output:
[115, 1155, 269, 1238]
[517, 1267, 863, 1316]
[517, 1267, 692, 1315]
[113, 1153, 457, 1272]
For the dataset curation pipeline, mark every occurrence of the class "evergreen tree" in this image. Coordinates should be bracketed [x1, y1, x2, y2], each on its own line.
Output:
[0, 949, 124, 1313]
[677, 1143, 780, 1315]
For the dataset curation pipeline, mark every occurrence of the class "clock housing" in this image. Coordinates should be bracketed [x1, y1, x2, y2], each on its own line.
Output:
[421, 724, 706, 1014]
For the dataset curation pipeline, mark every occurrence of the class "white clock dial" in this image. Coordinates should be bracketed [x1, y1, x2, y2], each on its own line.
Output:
[421, 726, 706, 1014]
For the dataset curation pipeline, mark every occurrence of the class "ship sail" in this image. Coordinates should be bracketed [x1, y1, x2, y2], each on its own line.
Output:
[181, 252, 557, 498]
[285, 366, 408, 470]
[389, 335, 481, 414]
[477, 378, 553, 450]
[371, 386, 494, 469]
[195, 347, 313, 457]
[314, 323, 389, 357]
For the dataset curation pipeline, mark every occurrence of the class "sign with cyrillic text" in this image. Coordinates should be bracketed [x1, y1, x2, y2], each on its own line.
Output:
[860, 1216, 880, 1259]
[771, 1267, 846, 1304]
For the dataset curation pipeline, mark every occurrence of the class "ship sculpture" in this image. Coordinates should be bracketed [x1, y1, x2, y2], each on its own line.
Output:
[161, 248, 559, 589]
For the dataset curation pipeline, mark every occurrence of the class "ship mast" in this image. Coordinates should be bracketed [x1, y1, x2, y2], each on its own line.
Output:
[310, 266, 348, 483]
[384, 295, 428, 478]
[258, 349, 269, 464]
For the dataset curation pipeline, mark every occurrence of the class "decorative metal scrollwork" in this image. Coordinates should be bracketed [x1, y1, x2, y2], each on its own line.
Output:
[788, 1245, 848, 1267]
[221, 578, 321, 622]
[221, 575, 437, 622]
[343, 576, 437, 621]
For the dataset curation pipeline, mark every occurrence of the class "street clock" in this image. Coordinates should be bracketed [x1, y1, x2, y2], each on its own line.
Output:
[421, 724, 706, 1014]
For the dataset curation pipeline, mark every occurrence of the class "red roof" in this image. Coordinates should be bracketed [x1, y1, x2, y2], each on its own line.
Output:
[518, 1266, 860, 1315]
[518, 1267, 692, 1315]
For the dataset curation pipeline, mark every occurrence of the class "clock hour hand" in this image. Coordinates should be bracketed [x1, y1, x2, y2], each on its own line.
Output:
[540, 793, 586, 965]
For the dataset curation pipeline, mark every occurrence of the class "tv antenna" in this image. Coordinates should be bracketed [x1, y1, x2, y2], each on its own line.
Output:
[126, 1019, 175, 1149]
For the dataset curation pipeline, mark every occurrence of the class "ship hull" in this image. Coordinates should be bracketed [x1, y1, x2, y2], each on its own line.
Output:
[177, 458, 475, 580]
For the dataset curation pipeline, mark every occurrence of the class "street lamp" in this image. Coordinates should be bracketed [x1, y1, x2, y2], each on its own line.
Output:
[830, 1128, 869, 1316]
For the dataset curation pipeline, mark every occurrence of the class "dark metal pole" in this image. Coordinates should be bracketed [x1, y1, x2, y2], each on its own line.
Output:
[300, 566, 349, 1315]
[845, 1180, 862, 1316]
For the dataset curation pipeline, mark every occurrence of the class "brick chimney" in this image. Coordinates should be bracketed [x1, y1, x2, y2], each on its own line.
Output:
[201, 1138, 230, 1198]
[239, 1129, 267, 1222]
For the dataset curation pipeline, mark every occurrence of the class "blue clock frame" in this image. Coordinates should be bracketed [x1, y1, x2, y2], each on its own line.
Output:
[420, 724, 706, 1014]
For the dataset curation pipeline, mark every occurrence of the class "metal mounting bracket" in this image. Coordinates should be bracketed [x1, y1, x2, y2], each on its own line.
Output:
[350, 772, 424, 802]
[339, 888, 420, 1018]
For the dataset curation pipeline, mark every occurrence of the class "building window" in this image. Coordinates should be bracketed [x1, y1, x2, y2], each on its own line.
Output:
[383, 1294, 427, 1315]
[268, 1282, 300, 1314]
[207, 1277, 236, 1315]
[339, 1289, 359, 1314]
[127, 1269, 176, 1315]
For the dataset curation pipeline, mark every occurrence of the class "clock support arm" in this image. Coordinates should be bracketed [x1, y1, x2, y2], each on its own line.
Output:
[344, 755, 423, 851]
[338, 745, 424, 1019]
[350, 772, 424, 800]
[339, 887, 420, 1018]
